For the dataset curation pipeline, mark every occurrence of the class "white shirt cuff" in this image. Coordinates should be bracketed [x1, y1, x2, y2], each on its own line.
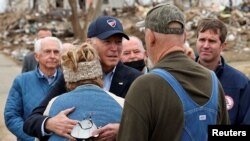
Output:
[41, 117, 52, 136]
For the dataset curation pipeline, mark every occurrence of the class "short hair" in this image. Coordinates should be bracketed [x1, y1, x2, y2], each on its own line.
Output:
[36, 27, 51, 33]
[196, 18, 228, 43]
[34, 37, 62, 53]
[124, 36, 145, 51]
[144, 3, 185, 34]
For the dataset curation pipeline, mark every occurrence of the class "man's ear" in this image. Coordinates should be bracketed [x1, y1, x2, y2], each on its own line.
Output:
[34, 53, 39, 62]
[183, 31, 187, 42]
[221, 42, 226, 51]
[148, 29, 155, 48]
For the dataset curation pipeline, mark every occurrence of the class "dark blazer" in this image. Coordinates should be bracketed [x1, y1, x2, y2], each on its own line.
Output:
[110, 61, 142, 98]
[22, 52, 38, 73]
[23, 62, 142, 140]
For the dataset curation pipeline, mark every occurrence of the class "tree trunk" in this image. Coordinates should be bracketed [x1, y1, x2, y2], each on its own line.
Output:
[81, 0, 103, 41]
[69, 0, 83, 40]
[68, 0, 103, 42]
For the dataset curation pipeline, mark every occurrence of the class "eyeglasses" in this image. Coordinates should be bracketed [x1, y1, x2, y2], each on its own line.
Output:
[71, 116, 98, 139]
[77, 117, 94, 130]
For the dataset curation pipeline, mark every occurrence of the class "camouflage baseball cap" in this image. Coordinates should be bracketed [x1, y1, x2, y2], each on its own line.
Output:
[144, 3, 185, 34]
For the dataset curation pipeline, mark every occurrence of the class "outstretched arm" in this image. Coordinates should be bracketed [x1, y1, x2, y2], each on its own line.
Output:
[92, 123, 120, 141]
[23, 75, 67, 139]
[45, 107, 78, 141]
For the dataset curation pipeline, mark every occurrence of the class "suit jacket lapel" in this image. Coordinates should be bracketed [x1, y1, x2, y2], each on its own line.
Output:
[109, 62, 128, 97]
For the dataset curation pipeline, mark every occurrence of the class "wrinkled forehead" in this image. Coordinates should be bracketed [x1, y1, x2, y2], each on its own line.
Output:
[41, 39, 60, 48]
[37, 30, 52, 39]
[123, 38, 144, 50]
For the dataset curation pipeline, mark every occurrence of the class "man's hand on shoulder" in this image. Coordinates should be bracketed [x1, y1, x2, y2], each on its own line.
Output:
[45, 107, 77, 141]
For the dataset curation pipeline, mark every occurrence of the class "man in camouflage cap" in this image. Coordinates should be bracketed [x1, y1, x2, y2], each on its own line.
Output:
[117, 3, 229, 141]
[144, 3, 185, 35]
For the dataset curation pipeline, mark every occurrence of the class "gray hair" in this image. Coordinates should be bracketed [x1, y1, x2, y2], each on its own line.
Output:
[34, 37, 63, 53]
[123, 35, 145, 51]
[89, 37, 97, 45]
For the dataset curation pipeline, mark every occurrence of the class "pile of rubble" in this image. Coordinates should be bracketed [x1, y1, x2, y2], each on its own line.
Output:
[0, 9, 74, 61]
[184, 6, 250, 61]
[126, 4, 250, 62]
[0, 3, 249, 63]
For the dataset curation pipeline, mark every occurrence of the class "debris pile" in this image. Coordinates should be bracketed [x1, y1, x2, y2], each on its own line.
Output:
[125, 3, 250, 63]
[0, 2, 249, 63]
[0, 9, 74, 61]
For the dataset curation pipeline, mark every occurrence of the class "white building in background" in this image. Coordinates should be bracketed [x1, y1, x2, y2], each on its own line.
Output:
[0, 0, 245, 14]
[200, 0, 243, 7]
[0, 0, 8, 13]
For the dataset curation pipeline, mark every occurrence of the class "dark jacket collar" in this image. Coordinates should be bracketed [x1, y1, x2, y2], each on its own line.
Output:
[109, 61, 142, 98]
[195, 56, 225, 78]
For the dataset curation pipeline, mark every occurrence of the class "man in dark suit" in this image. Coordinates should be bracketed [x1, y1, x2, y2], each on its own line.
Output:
[22, 27, 52, 73]
[23, 16, 142, 141]
[21, 52, 37, 73]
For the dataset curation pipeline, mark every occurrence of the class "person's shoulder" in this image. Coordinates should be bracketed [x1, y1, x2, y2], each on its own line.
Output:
[224, 64, 249, 81]
[104, 90, 124, 107]
[23, 52, 36, 65]
[53, 91, 72, 100]
[15, 70, 35, 80]
[132, 72, 167, 87]
[126, 72, 173, 101]
[11, 72, 35, 89]
[24, 52, 35, 59]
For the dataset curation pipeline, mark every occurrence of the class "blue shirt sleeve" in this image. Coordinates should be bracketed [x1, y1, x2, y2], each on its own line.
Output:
[4, 77, 34, 140]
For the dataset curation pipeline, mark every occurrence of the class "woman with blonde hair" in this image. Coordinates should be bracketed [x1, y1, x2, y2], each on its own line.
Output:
[44, 43, 124, 141]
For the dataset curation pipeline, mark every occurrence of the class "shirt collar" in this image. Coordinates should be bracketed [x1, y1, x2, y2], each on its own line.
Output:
[195, 56, 223, 69]
[104, 66, 116, 75]
[102, 66, 116, 91]
[38, 68, 57, 78]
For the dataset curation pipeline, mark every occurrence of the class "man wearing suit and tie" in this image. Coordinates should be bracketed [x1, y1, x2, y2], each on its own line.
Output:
[23, 16, 142, 141]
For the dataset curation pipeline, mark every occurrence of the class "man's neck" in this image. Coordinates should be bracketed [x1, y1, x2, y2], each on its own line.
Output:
[39, 67, 57, 77]
[198, 59, 220, 71]
[156, 46, 184, 63]
[103, 66, 116, 74]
